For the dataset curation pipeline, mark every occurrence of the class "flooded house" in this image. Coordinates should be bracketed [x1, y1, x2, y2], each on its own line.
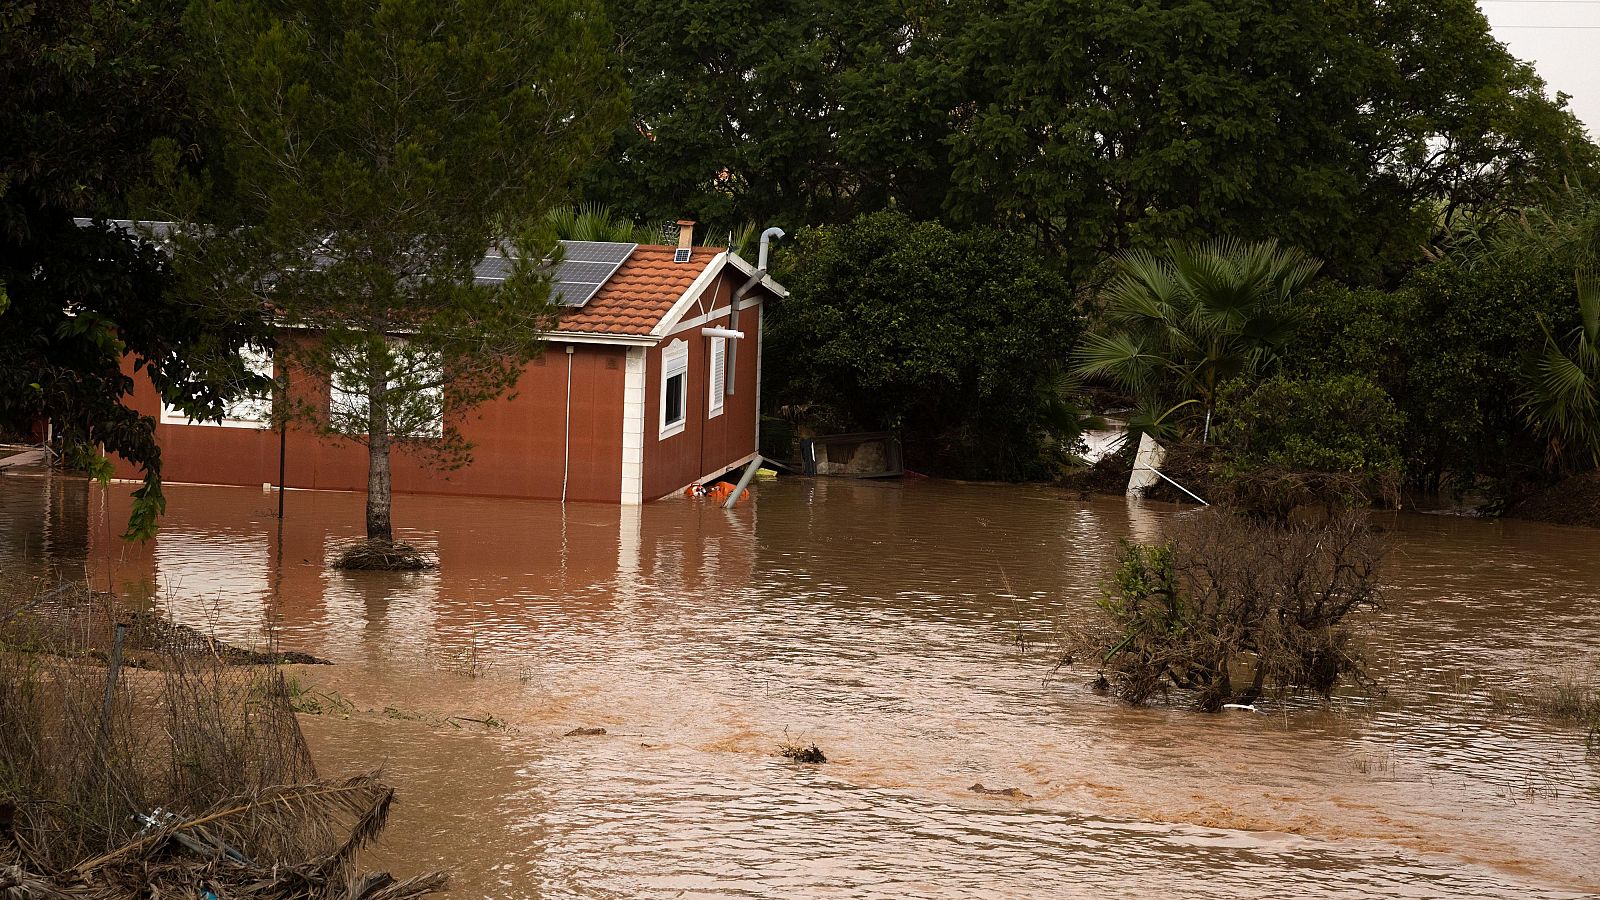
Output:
[111, 222, 787, 503]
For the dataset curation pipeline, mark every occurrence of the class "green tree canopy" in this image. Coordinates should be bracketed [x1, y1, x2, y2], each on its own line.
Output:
[175, 0, 628, 545]
[765, 211, 1085, 479]
[586, 0, 1595, 284]
[1283, 241, 1579, 494]
[583, 0, 954, 231]
[946, 0, 1596, 282]
[0, 0, 270, 538]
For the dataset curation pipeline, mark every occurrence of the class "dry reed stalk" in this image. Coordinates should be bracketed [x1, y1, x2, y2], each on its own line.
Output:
[0, 582, 443, 898]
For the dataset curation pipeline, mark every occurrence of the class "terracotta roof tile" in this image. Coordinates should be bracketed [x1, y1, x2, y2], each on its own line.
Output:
[558, 245, 718, 336]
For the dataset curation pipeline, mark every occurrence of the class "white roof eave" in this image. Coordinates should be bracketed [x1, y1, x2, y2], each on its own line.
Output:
[724, 251, 788, 297]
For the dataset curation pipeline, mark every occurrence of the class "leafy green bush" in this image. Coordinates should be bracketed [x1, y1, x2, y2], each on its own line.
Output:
[1217, 375, 1403, 476]
[1213, 375, 1402, 517]
[764, 211, 1085, 479]
[1284, 254, 1579, 494]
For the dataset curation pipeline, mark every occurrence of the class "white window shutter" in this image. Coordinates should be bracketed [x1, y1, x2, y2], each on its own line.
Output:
[708, 337, 726, 417]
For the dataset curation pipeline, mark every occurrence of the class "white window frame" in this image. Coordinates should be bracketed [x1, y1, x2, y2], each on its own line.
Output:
[659, 338, 688, 439]
[707, 336, 726, 419]
[159, 346, 274, 429]
[329, 343, 445, 439]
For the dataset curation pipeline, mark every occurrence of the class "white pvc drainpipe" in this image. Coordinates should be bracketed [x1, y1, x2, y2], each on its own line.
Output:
[561, 344, 574, 502]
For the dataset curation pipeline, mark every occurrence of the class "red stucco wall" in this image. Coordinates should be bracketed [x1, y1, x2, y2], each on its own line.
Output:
[116, 341, 629, 502]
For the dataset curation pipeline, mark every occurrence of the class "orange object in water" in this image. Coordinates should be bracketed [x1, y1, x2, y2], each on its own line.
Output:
[687, 482, 750, 502]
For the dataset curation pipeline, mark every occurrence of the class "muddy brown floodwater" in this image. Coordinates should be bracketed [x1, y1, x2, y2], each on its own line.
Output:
[2, 472, 1598, 897]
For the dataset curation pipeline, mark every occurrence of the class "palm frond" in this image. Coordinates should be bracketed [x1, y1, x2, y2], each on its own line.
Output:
[1079, 237, 1322, 413]
[1072, 331, 1166, 399]
[1578, 268, 1600, 344]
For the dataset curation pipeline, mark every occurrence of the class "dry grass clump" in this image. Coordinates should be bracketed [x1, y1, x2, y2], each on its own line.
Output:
[1490, 671, 1600, 749]
[333, 541, 433, 572]
[0, 583, 442, 898]
[4, 581, 328, 668]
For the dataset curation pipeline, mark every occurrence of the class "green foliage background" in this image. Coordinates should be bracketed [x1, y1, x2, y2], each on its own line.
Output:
[766, 212, 1084, 480]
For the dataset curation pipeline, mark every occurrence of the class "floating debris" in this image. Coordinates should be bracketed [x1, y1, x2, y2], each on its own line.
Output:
[779, 742, 826, 763]
[333, 540, 433, 571]
[564, 726, 607, 737]
[969, 783, 1031, 799]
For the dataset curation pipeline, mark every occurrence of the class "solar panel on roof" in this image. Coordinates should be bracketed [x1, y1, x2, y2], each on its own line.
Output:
[76, 224, 641, 310]
[674, 247, 692, 263]
[471, 240, 636, 307]
[551, 240, 637, 307]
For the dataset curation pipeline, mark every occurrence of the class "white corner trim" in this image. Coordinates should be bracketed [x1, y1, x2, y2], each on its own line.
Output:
[667, 298, 764, 338]
[659, 338, 689, 440]
[620, 346, 647, 505]
[650, 252, 728, 339]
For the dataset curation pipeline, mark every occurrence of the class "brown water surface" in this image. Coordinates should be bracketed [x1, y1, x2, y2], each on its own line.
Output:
[2, 473, 1598, 898]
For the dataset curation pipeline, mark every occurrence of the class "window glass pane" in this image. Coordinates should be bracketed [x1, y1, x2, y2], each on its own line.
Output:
[665, 372, 685, 425]
[159, 347, 273, 428]
[329, 343, 444, 438]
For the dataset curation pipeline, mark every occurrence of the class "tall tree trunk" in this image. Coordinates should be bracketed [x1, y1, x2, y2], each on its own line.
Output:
[366, 360, 393, 543]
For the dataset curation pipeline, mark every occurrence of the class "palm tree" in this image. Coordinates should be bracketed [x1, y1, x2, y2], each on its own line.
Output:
[543, 203, 660, 244]
[1073, 238, 1322, 440]
[1523, 270, 1600, 470]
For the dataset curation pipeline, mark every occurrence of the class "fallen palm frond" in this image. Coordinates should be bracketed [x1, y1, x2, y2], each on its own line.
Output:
[51, 775, 443, 899]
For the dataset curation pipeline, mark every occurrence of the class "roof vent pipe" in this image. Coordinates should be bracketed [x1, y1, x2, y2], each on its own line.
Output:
[757, 226, 784, 270]
[725, 226, 782, 398]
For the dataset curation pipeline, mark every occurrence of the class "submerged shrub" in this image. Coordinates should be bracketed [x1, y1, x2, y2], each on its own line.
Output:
[1072, 509, 1385, 712]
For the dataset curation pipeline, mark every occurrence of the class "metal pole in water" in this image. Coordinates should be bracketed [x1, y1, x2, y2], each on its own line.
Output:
[96, 623, 127, 760]
[278, 421, 287, 519]
[277, 372, 288, 519]
[723, 455, 762, 510]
